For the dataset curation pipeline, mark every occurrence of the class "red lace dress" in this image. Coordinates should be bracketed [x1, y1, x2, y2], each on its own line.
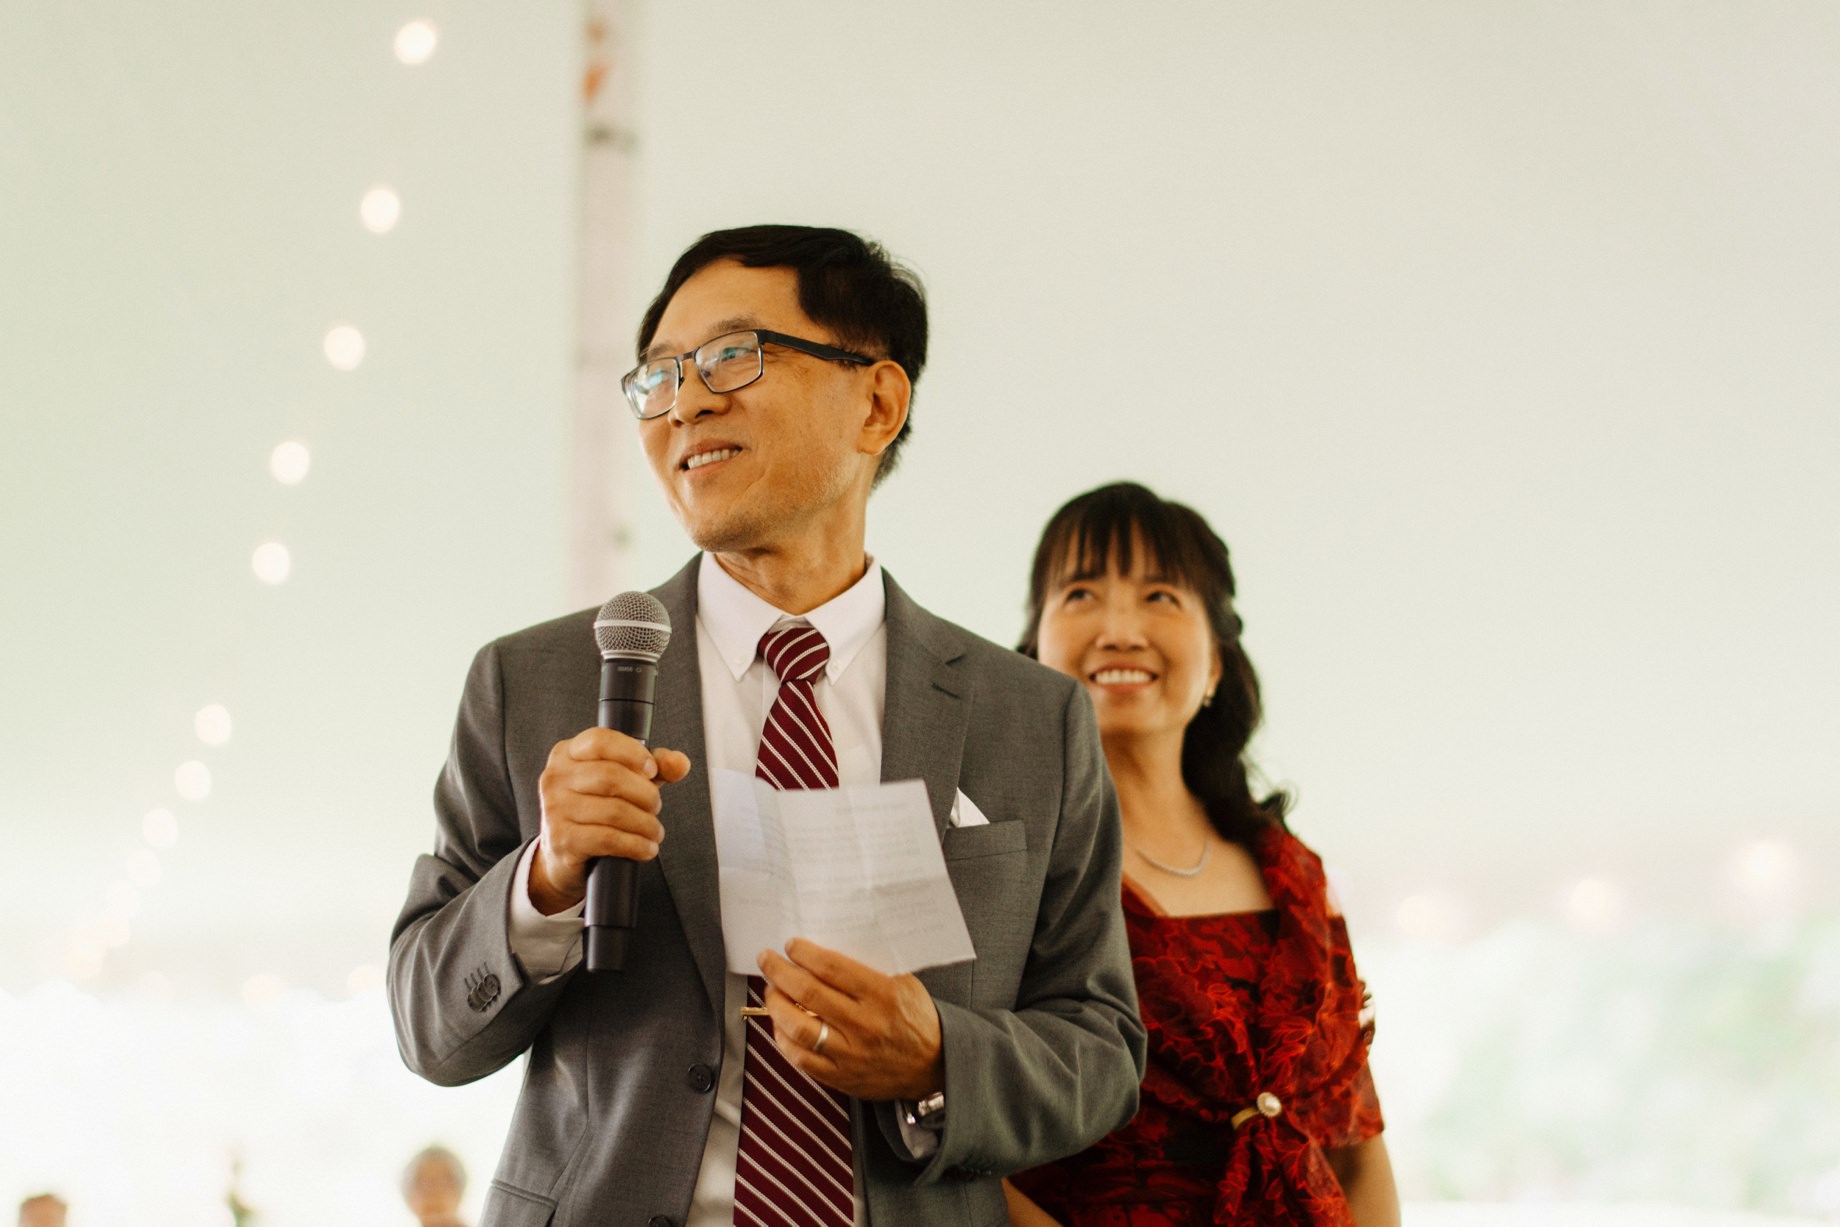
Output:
[1011, 827, 1383, 1225]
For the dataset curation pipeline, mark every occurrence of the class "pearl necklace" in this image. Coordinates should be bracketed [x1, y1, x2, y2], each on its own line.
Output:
[1130, 839, 1211, 878]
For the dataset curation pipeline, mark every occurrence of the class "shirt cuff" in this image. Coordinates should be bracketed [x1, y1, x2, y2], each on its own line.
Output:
[892, 1102, 941, 1159]
[506, 839, 584, 983]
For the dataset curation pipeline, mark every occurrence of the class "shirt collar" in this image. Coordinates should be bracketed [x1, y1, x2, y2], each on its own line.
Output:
[696, 551, 886, 682]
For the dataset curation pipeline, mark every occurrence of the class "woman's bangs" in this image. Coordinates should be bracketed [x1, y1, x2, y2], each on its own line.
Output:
[1047, 499, 1209, 596]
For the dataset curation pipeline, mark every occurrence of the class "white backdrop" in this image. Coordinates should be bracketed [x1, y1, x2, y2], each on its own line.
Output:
[2, 1, 1836, 1222]
[614, 1, 1840, 927]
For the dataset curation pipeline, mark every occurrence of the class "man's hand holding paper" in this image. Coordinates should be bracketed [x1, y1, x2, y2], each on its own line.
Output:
[756, 938, 945, 1102]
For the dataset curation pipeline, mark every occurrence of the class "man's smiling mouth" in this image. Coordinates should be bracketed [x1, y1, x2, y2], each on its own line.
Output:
[684, 447, 741, 471]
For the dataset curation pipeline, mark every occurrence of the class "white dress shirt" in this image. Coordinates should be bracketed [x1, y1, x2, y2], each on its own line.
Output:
[506, 552, 910, 1226]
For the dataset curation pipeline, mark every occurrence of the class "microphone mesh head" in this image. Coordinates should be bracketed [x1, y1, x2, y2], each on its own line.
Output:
[594, 591, 672, 661]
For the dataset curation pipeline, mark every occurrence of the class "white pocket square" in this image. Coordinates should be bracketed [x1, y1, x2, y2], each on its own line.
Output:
[949, 789, 991, 828]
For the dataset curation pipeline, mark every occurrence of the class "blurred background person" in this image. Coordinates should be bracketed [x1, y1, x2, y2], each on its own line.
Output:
[400, 1146, 468, 1227]
[1005, 483, 1398, 1226]
[16, 1195, 66, 1227]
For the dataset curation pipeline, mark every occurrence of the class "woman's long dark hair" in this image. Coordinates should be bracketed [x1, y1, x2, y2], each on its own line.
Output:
[1019, 482, 1289, 844]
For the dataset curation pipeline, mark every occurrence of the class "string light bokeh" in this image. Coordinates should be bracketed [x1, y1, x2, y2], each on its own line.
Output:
[3, 6, 558, 1216]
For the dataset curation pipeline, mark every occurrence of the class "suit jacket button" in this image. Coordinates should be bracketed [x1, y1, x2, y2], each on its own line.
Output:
[648, 1217, 675, 1227]
[686, 1063, 716, 1094]
[467, 973, 500, 1012]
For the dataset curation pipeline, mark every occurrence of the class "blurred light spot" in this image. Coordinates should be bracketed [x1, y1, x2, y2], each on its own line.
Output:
[138, 971, 174, 1002]
[142, 807, 179, 849]
[360, 184, 401, 233]
[174, 760, 212, 801]
[323, 323, 366, 371]
[394, 20, 437, 64]
[126, 848, 162, 889]
[67, 937, 105, 980]
[1562, 876, 1626, 935]
[195, 703, 233, 746]
[347, 963, 384, 996]
[1731, 838, 1798, 896]
[252, 542, 292, 585]
[242, 973, 289, 1010]
[1395, 891, 1465, 941]
[270, 440, 311, 485]
[105, 882, 141, 920]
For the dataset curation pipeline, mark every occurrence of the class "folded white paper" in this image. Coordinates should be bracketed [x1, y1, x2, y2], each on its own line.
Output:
[711, 769, 977, 976]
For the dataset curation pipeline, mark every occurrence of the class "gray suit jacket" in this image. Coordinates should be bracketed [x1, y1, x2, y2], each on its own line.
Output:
[388, 559, 1145, 1226]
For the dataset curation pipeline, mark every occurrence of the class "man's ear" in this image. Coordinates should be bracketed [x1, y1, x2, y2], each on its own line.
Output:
[857, 360, 911, 459]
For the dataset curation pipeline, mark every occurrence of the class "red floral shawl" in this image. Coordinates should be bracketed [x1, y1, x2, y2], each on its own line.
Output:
[1012, 826, 1382, 1226]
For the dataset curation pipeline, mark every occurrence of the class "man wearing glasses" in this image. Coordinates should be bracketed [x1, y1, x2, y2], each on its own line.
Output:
[390, 225, 1144, 1226]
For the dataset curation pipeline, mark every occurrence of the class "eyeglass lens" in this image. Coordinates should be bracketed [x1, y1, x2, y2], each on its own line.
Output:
[626, 331, 765, 419]
[697, 333, 764, 393]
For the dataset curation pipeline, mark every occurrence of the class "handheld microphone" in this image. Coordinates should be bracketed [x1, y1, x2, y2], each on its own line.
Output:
[585, 591, 672, 972]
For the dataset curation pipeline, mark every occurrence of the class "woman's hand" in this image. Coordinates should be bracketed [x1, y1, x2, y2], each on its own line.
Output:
[1002, 1179, 1063, 1227]
[1325, 1135, 1400, 1227]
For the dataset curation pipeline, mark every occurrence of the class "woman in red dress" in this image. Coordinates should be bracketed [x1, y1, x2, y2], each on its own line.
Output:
[1005, 483, 1398, 1227]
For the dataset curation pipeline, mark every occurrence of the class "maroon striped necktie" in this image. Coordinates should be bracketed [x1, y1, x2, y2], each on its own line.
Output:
[733, 624, 854, 1227]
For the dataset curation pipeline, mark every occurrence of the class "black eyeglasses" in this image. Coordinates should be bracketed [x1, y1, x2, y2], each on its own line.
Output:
[620, 329, 876, 421]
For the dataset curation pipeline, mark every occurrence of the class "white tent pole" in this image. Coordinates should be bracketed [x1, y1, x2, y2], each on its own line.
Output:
[568, 0, 640, 608]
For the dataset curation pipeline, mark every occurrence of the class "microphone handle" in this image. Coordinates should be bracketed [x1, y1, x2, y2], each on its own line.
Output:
[585, 658, 657, 972]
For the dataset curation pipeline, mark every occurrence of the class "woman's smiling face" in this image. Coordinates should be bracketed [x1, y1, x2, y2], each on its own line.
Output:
[1034, 535, 1224, 753]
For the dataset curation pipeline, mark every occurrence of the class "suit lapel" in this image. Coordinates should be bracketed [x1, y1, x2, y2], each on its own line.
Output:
[878, 572, 969, 838]
[649, 557, 728, 1020]
[649, 562, 968, 1017]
